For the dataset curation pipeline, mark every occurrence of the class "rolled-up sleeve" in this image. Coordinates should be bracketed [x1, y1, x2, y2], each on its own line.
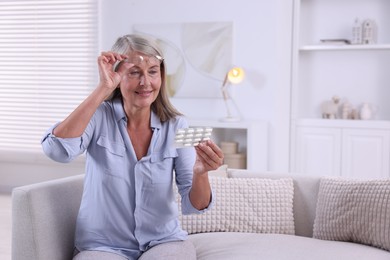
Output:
[41, 122, 86, 163]
[180, 186, 214, 215]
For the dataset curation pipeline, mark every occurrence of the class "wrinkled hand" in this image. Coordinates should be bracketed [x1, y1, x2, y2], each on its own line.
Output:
[97, 51, 132, 95]
[193, 140, 224, 175]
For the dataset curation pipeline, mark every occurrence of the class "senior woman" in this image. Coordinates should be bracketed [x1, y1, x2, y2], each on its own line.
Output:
[41, 34, 223, 260]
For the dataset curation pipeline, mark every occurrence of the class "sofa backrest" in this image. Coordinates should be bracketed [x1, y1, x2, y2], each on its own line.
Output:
[11, 170, 320, 260]
[12, 174, 84, 260]
[227, 169, 321, 238]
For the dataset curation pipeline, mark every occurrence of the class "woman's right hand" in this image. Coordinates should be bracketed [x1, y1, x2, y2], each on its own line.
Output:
[97, 51, 131, 95]
[52, 52, 132, 138]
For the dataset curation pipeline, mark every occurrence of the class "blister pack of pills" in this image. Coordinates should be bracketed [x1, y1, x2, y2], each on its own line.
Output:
[174, 127, 213, 148]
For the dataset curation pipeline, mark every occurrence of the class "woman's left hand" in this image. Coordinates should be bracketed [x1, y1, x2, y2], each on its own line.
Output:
[193, 140, 224, 175]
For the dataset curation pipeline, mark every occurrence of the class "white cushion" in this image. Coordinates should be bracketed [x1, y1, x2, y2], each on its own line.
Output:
[313, 178, 390, 252]
[177, 176, 295, 235]
[188, 232, 390, 260]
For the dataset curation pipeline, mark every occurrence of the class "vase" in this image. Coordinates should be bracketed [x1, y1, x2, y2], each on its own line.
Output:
[360, 103, 372, 120]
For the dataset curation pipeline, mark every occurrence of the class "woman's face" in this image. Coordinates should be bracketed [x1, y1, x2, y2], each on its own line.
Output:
[119, 52, 162, 110]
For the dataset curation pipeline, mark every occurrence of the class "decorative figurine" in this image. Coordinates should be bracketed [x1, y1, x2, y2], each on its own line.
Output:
[321, 96, 340, 119]
[350, 109, 359, 120]
[362, 19, 377, 44]
[341, 100, 352, 119]
[351, 18, 362, 44]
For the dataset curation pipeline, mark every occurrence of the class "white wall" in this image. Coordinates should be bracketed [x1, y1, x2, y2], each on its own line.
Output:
[0, 0, 293, 191]
[99, 0, 293, 171]
[0, 153, 84, 192]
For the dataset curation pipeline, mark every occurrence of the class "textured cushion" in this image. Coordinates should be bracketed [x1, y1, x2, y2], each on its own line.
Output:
[227, 169, 322, 237]
[178, 176, 295, 235]
[313, 178, 390, 252]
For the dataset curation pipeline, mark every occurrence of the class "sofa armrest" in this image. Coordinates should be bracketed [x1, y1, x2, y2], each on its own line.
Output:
[12, 175, 84, 260]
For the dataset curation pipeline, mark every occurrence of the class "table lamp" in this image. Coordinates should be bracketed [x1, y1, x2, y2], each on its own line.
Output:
[220, 67, 245, 122]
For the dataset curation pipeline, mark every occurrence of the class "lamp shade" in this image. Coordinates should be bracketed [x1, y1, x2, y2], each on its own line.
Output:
[227, 67, 245, 84]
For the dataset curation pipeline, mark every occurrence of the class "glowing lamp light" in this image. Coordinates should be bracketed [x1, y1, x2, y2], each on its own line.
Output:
[227, 67, 245, 84]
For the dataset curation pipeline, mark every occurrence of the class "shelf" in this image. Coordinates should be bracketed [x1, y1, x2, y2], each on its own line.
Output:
[294, 118, 390, 129]
[299, 44, 390, 51]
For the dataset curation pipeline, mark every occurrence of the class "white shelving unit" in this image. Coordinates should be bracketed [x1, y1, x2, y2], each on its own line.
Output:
[300, 44, 390, 51]
[290, 0, 390, 178]
[188, 119, 268, 171]
[292, 0, 390, 120]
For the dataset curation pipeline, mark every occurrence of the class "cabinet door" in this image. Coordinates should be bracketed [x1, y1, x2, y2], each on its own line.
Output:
[295, 127, 341, 177]
[342, 129, 390, 179]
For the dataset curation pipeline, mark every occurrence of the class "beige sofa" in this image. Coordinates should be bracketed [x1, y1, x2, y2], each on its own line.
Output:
[12, 170, 390, 260]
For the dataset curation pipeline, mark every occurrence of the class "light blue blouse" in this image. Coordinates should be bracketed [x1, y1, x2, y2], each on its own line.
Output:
[41, 98, 211, 259]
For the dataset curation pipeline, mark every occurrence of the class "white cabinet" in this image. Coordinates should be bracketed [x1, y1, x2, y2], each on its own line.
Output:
[188, 119, 268, 171]
[293, 119, 390, 179]
[342, 128, 389, 179]
[294, 126, 341, 177]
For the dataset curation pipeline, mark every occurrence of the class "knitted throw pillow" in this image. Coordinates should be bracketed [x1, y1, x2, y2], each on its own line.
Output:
[177, 176, 295, 235]
[313, 178, 390, 252]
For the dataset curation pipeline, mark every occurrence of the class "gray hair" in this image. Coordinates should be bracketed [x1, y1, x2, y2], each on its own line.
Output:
[107, 34, 182, 122]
